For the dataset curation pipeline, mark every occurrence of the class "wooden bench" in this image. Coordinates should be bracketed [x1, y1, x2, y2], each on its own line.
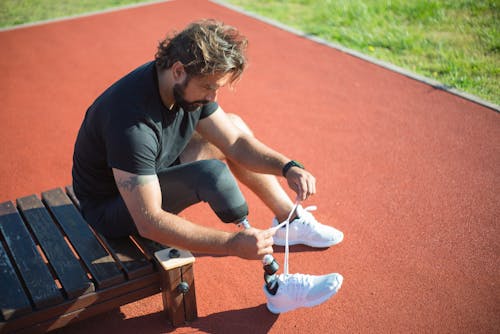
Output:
[0, 186, 197, 333]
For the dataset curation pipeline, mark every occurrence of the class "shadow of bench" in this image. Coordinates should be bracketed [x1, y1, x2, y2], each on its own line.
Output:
[0, 186, 196, 333]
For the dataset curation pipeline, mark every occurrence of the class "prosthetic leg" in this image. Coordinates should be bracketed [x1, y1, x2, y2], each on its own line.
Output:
[263, 254, 280, 295]
[238, 218, 281, 295]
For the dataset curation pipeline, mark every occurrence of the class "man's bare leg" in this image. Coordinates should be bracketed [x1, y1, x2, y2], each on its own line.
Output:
[180, 114, 294, 222]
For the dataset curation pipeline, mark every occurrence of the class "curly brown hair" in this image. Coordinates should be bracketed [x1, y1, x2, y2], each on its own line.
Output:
[155, 19, 248, 84]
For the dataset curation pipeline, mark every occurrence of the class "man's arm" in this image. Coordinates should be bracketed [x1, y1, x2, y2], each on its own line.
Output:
[112, 168, 274, 259]
[197, 107, 316, 200]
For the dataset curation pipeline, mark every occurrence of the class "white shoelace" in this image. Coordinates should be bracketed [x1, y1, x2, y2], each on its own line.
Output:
[271, 201, 300, 275]
[241, 201, 302, 276]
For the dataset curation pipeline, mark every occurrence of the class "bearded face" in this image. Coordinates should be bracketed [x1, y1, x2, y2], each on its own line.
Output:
[172, 77, 210, 112]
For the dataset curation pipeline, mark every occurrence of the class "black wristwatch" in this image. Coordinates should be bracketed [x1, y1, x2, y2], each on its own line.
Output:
[282, 160, 305, 177]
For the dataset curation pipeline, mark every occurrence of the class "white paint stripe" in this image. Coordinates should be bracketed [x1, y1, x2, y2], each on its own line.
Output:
[211, 0, 499, 113]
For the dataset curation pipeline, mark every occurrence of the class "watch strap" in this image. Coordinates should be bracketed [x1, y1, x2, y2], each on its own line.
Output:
[282, 160, 304, 177]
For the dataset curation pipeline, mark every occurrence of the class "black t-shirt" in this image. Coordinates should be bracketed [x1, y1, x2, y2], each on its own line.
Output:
[72, 61, 218, 201]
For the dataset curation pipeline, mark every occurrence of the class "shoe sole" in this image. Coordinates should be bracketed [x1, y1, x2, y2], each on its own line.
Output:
[265, 274, 344, 314]
[273, 236, 343, 248]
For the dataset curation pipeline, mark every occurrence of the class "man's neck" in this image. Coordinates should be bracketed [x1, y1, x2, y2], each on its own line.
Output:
[156, 67, 176, 110]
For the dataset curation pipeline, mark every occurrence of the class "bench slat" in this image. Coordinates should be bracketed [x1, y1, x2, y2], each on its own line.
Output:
[99, 236, 154, 280]
[17, 195, 95, 299]
[0, 240, 32, 321]
[41, 189, 125, 289]
[133, 235, 166, 261]
[0, 201, 64, 309]
[65, 185, 80, 209]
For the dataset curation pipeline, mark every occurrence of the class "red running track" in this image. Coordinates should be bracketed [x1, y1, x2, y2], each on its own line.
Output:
[0, 0, 498, 333]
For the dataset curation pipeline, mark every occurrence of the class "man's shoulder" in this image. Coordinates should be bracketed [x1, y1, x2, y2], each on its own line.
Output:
[200, 102, 219, 119]
[123, 61, 156, 82]
[92, 61, 163, 120]
[107, 61, 156, 98]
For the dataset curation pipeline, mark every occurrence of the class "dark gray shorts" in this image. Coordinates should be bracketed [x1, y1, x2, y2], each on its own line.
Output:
[79, 159, 248, 238]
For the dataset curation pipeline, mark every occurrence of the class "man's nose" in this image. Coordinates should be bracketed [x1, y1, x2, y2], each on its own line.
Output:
[206, 90, 217, 102]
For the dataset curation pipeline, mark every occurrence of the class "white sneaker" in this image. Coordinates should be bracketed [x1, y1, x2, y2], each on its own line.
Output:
[264, 273, 343, 314]
[272, 205, 344, 247]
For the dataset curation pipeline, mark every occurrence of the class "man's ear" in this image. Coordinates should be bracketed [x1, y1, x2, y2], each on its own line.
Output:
[171, 61, 186, 82]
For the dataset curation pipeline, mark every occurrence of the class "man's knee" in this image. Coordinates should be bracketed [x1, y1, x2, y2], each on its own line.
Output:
[227, 113, 254, 136]
[196, 159, 248, 222]
[180, 114, 254, 164]
[197, 159, 234, 190]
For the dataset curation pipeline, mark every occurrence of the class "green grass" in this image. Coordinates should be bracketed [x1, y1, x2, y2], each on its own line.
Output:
[0, 0, 498, 105]
[226, 0, 499, 106]
[0, 0, 153, 27]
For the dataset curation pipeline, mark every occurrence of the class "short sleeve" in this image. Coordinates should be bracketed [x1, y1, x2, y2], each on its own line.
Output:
[105, 119, 159, 175]
[200, 102, 219, 119]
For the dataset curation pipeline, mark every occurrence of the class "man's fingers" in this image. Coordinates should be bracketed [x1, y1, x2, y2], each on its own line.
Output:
[290, 179, 305, 201]
[299, 178, 308, 200]
[304, 175, 316, 198]
[260, 231, 275, 247]
[258, 245, 274, 257]
[256, 232, 274, 257]
[288, 170, 316, 201]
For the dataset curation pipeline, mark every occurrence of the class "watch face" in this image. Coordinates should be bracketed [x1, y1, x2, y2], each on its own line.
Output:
[293, 160, 304, 169]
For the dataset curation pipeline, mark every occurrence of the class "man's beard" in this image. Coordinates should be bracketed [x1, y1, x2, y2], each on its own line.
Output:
[172, 80, 210, 112]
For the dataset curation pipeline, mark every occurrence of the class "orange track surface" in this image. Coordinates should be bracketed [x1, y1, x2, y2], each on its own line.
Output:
[1, 1, 498, 333]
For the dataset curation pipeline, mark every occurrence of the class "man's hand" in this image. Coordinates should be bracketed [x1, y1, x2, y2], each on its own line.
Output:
[285, 167, 317, 201]
[227, 227, 276, 260]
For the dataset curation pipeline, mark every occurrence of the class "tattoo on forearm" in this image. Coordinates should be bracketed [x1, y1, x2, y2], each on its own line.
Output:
[117, 175, 156, 191]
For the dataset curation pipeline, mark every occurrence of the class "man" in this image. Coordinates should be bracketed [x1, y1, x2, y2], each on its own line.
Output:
[72, 19, 343, 314]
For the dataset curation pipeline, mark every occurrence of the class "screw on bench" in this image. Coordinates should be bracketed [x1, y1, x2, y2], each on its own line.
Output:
[177, 281, 190, 294]
[169, 248, 180, 258]
[168, 250, 190, 293]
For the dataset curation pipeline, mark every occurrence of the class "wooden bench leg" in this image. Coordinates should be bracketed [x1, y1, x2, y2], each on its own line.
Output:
[154, 248, 197, 326]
